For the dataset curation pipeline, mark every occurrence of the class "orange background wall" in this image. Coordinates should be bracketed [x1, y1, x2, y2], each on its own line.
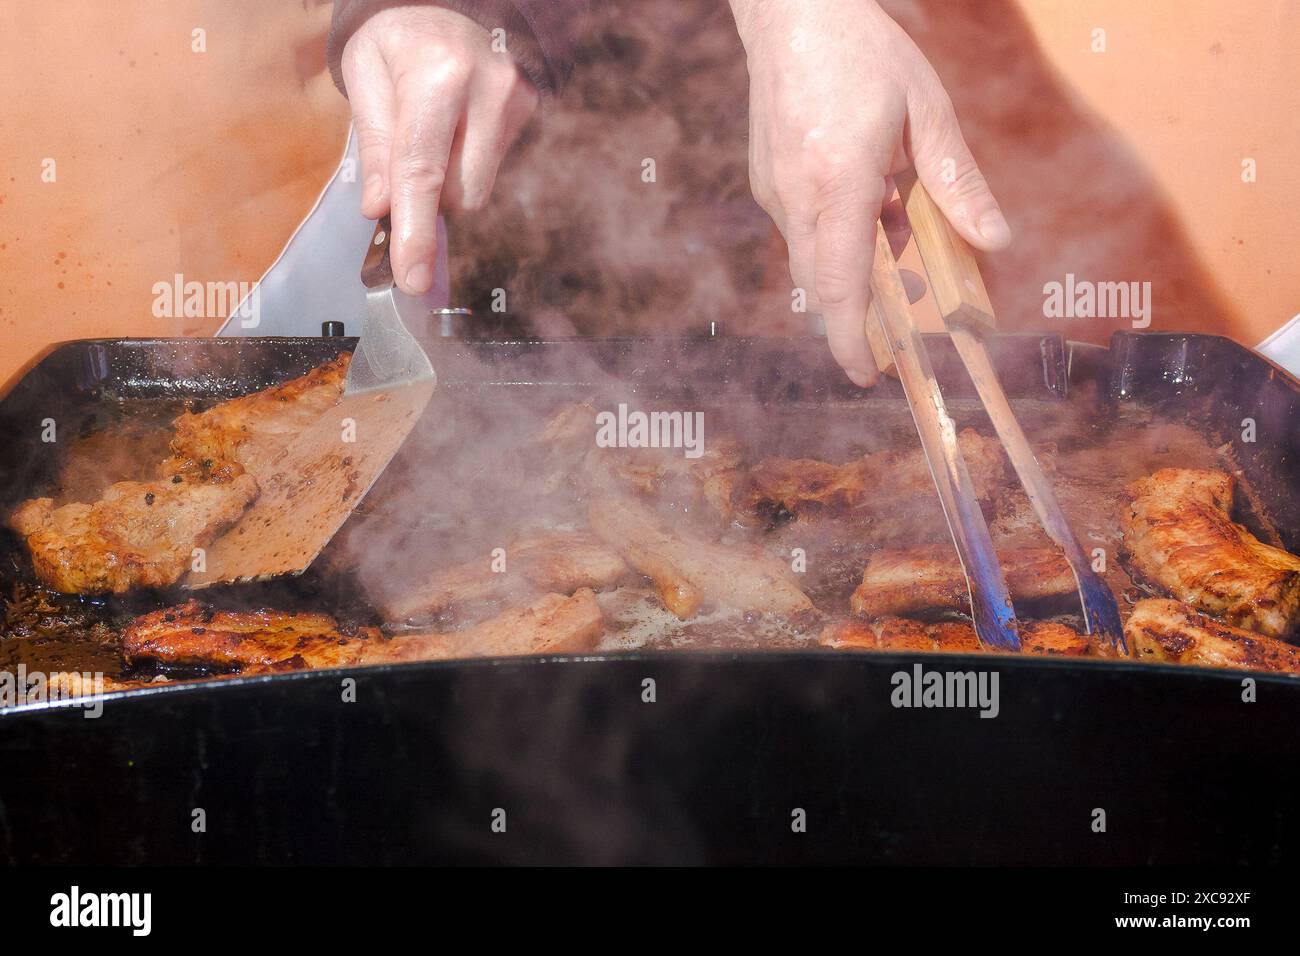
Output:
[0, 0, 1296, 385]
[0, 0, 350, 387]
[1016, 0, 1300, 342]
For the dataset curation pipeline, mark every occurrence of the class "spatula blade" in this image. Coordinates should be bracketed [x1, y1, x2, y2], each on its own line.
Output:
[184, 376, 434, 587]
[186, 216, 436, 586]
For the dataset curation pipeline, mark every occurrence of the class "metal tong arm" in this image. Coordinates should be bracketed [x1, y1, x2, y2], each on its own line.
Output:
[894, 171, 1125, 650]
[869, 223, 1020, 650]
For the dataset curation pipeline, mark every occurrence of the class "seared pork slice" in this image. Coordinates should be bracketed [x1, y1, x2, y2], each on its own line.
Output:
[536, 402, 597, 447]
[39, 672, 171, 701]
[1122, 468, 1300, 637]
[851, 545, 1076, 618]
[382, 531, 630, 624]
[816, 618, 878, 649]
[367, 589, 604, 663]
[1124, 599, 1300, 674]
[587, 495, 813, 620]
[745, 456, 872, 514]
[874, 429, 1009, 505]
[745, 428, 1005, 515]
[8, 355, 353, 593]
[123, 599, 380, 670]
[584, 439, 745, 527]
[9, 475, 258, 594]
[162, 352, 350, 482]
[1013, 623, 1093, 656]
[820, 617, 1089, 656]
[529, 402, 600, 494]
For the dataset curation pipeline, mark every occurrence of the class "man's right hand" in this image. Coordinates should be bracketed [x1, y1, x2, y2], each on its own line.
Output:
[342, 5, 538, 294]
[730, 0, 1010, 388]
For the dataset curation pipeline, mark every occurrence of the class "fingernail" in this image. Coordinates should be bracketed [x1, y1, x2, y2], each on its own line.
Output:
[846, 368, 874, 388]
[404, 263, 433, 293]
[976, 208, 1012, 247]
[363, 174, 383, 207]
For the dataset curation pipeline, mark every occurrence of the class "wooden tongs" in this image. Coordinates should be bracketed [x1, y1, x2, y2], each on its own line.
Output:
[870, 171, 1125, 652]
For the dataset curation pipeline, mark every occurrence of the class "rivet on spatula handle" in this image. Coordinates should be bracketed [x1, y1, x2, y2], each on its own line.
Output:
[361, 216, 394, 289]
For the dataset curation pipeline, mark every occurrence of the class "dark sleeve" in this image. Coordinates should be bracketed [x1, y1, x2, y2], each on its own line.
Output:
[327, 0, 586, 98]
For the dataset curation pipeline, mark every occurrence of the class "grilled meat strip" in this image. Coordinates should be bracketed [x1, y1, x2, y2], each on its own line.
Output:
[529, 402, 600, 494]
[9, 475, 258, 594]
[745, 428, 1005, 515]
[163, 352, 350, 482]
[10, 354, 351, 594]
[584, 440, 745, 527]
[527, 403, 745, 526]
[851, 545, 1076, 618]
[382, 531, 630, 624]
[820, 617, 1091, 656]
[123, 599, 380, 670]
[1125, 599, 1300, 674]
[588, 494, 813, 620]
[1122, 468, 1300, 637]
[369, 589, 604, 663]
[41, 672, 171, 700]
[124, 590, 604, 673]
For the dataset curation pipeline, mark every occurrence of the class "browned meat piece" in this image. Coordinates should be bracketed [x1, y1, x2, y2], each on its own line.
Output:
[9, 475, 258, 594]
[8, 354, 353, 594]
[1122, 468, 1300, 637]
[878, 619, 949, 652]
[536, 402, 597, 447]
[382, 531, 630, 624]
[528, 402, 600, 495]
[859, 428, 1007, 505]
[584, 439, 745, 527]
[368, 589, 604, 663]
[851, 545, 1076, 618]
[817, 617, 882, 650]
[1125, 599, 1300, 674]
[931, 621, 985, 653]
[588, 494, 813, 620]
[1013, 623, 1093, 657]
[0, 672, 174, 709]
[745, 457, 872, 514]
[123, 590, 603, 674]
[41, 672, 171, 701]
[745, 428, 1005, 515]
[123, 599, 380, 670]
[820, 616, 1089, 656]
[163, 352, 350, 482]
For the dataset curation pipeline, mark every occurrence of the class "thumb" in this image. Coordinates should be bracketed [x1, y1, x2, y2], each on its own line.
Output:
[907, 95, 1010, 251]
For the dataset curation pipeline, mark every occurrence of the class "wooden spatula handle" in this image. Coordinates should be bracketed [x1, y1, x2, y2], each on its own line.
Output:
[895, 169, 997, 330]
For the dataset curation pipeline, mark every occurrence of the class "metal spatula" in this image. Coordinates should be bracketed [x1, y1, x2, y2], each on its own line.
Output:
[187, 218, 437, 586]
[881, 171, 1124, 651]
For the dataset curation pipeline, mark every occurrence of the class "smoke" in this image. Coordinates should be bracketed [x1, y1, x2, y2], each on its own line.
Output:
[3, 0, 1255, 676]
[447, 0, 1237, 343]
[445, 0, 798, 339]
